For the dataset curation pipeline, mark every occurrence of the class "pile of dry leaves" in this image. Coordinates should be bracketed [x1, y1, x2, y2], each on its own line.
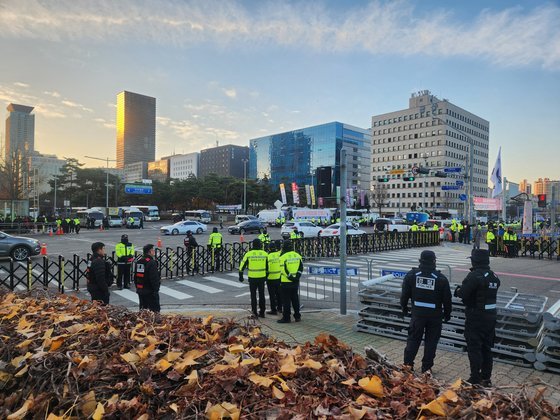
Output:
[0, 291, 557, 419]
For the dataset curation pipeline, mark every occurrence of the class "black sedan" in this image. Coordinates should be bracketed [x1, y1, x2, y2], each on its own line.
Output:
[228, 220, 265, 235]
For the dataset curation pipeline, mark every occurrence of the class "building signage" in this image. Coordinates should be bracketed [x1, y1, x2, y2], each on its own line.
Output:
[291, 182, 300, 204]
[444, 167, 462, 173]
[125, 184, 153, 195]
[473, 197, 502, 211]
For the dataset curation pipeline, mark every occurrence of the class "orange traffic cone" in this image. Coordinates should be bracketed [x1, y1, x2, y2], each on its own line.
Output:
[240, 233, 245, 242]
[40, 243, 47, 256]
[157, 237, 162, 248]
[49, 228, 53, 237]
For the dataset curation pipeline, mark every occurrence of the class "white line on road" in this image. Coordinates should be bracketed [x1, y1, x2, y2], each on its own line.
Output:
[159, 285, 193, 300]
[176, 279, 222, 294]
[113, 288, 139, 303]
[235, 292, 251, 298]
[204, 276, 247, 288]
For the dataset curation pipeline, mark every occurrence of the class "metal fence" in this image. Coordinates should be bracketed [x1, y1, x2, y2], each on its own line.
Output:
[0, 231, 440, 292]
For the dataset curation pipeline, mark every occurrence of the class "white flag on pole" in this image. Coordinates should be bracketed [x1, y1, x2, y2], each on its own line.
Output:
[490, 147, 503, 198]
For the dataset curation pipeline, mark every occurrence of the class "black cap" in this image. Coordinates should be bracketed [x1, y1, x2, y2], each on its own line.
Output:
[143, 244, 155, 255]
[419, 250, 436, 263]
[91, 242, 105, 253]
[252, 238, 262, 249]
[469, 249, 490, 266]
[186, 230, 192, 235]
[282, 240, 293, 252]
[121, 234, 128, 241]
[213, 227, 218, 233]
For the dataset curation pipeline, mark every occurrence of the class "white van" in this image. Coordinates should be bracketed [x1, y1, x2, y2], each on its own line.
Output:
[257, 210, 284, 226]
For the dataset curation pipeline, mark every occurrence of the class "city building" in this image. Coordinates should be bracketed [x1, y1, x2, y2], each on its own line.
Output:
[371, 90, 489, 217]
[533, 178, 560, 198]
[519, 179, 532, 195]
[199, 144, 248, 179]
[4, 103, 35, 160]
[148, 159, 169, 182]
[28, 153, 66, 195]
[249, 122, 371, 206]
[116, 91, 156, 169]
[166, 152, 199, 180]
[123, 161, 148, 183]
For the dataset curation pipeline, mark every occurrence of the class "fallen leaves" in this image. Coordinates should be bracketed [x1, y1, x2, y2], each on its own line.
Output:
[358, 376, 384, 397]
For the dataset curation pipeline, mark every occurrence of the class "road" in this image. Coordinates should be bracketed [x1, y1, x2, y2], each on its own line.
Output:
[2, 222, 559, 312]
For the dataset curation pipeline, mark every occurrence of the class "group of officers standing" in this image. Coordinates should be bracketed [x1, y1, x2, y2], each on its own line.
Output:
[401, 248, 500, 386]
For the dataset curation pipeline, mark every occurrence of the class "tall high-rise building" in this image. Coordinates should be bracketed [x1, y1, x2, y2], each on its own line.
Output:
[5, 103, 35, 160]
[519, 179, 531, 195]
[199, 144, 249, 178]
[371, 90, 489, 217]
[116, 91, 156, 169]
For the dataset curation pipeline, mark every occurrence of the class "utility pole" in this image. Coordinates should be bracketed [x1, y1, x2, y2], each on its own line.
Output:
[339, 149, 347, 315]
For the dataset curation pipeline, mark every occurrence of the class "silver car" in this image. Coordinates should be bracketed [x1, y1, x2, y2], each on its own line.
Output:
[0, 231, 42, 261]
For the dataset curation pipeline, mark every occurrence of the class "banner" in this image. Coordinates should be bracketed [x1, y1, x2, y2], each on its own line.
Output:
[360, 190, 366, 207]
[346, 188, 353, 207]
[310, 185, 316, 207]
[291, 182, 300, 205]
[305, 185, 311, 206]
[473, 197, 502, 211]
[490, 147, 503, 198]
[279, 183, 287, 204]
[522, 200, 533, 235]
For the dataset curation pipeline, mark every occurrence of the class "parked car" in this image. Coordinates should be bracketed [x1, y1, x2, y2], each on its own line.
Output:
[160, 220, 207, 235]
[0, 231, 41, 261]
[374, 218, 410, 233]
[281, 221, 322, 239]
[228, 220, 265, 235]
[320, 224, 366, 237]
[108, 215, 123, 228]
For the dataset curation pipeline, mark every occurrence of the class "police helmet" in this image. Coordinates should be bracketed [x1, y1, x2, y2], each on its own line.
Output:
[252, 238, 262, 249]
[213, 227, 218, 233]
[268, 241, 278, 252]
[121, 234, 128, 242]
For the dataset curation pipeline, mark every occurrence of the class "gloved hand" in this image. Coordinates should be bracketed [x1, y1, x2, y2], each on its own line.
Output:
[238, 273, 244, 283]
[443, 314, 451, 323]
[453, 286, 462, 298]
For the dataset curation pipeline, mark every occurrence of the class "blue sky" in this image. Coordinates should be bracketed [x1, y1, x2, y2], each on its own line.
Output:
[0, 0, 559, 183]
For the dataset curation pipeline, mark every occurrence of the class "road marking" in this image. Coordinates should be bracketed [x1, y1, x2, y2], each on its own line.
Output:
[15, 284, 27, 291]
[176, 279, 222, 294]
[113, 288, 139, 303]
[235, 292, 251, 298]
[299, 289, 325, 299]
[159, 285, 193, 300]
[454, 268, 560, 282]
[204, 276, 247, 288]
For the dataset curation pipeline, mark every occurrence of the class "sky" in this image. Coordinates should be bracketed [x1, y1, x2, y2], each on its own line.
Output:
[0, 0, 559, 184]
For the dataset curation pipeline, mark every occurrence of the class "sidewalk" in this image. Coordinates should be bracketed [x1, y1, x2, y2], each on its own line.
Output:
[169, 307, 560, 405]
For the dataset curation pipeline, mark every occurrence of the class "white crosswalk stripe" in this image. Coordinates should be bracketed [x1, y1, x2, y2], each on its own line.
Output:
[176, 279, 222, 294]
[204, 276, 247, 289]
[113, 288, 139, 303]
[159, 285, 193, 300]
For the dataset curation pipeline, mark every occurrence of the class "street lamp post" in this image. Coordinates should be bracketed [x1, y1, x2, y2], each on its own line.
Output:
[84, 156, 117, 211]
[242, 159, 248, 213]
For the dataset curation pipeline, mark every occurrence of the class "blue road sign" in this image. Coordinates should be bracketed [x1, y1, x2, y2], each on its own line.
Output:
[459, 194, 467, 201]
[455, 180, 464, 186]
[444, 167, 462, 173]
[125, 184, 153, 194]
[441, 185, 461, 191]
[308, 267, 359, 276]
[381, 269, 408, 278]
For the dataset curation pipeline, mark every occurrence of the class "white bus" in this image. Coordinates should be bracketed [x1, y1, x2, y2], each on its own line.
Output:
[134, 205, 160, 221]
[184, 210, 211, 224]
[77, 209, 104, 227]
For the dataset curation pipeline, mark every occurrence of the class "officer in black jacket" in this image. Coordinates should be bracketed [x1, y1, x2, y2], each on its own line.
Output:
[134, 244, 161, 312]
[86, 242, 113, 305]
[183, 230, 199, 275]
[455, 249, 500, 386]
[401, 250, 452, 373]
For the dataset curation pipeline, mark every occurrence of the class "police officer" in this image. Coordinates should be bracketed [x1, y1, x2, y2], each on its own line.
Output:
[73, 216, 81, 234]
[290, 227, 300, 240]
[86, 242, 113, 305]
[115, 234, 135, 289]
[503, 227, 517, 258]
[208, 227, 223, 272]
[278, 240, 303, 323]
[486, 228, 497, 257]
[239, 238, 268, 318]
[183, 230, 199, 275]
[454, 249, 500, 386]
[258, 228, 271, 250]
[134, 244, 161, 312]
[266, 241, 282, 315]
[401, 250, 452, 373]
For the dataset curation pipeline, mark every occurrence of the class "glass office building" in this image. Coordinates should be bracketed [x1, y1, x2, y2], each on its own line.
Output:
[249, 122, 371, 202]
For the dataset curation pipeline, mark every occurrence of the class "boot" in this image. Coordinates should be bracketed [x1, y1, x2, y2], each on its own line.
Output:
[277, 318, 291, 324]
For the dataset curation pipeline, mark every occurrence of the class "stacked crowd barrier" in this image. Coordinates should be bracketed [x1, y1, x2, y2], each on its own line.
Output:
[533, 300, 560, 373]
[355, 275, 555, 372]
[0, 231, 439, 293]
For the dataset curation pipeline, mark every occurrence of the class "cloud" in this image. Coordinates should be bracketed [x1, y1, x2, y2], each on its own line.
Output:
[44, 90, 61, 98]
[93, 117, 115, 129]
[223, 88, 237, 99]
[0, 0, 559, 69]
[61, 99, 93, 112]
[13, 82, 29, 88]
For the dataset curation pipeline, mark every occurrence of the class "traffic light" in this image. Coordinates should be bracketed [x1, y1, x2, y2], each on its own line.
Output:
[377, 176, 390, 182]
[538, 194, 547, 208]
[403, 176, 415, 181]
[417, 167, 430, 175]
[434, 171, 448, 178]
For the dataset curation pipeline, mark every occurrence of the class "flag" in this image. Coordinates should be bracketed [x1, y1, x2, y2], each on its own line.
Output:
[490, 147, 502, 198]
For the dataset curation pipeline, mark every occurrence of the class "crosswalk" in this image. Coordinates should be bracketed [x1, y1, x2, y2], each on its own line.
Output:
[65, 247, 472, 307]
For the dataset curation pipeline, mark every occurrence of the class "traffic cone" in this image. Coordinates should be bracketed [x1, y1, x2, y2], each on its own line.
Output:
[49, 228, 53, 237]
[157, 237, 162, 248]
[40, 243, 47, 256]
[99, 223, 103, 231]
[240, 233, 245, 242]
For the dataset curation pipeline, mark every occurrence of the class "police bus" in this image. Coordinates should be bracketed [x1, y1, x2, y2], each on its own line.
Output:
[134, 205, 160, 221]
[183, 210, 212, 224]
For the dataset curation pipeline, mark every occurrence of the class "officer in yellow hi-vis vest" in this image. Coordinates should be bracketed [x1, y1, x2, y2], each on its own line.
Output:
[239, 238, 268, 318]
[266, 241, 282, 315]
[278, 240, 303, 323]
[208, 227, 223, 272]
[115, 234, 135, 289]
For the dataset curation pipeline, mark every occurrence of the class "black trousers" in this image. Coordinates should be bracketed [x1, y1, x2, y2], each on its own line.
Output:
[90, 290, 109, 305]
[186, 248, 198, 274]
[266, 280, 282, 312]
[403, 315, 442, 372]
[464, 310, 496, 383]
[117, 264, 131, 288]
[139, 292, 160, 312]
[280, 283, 300, 321]
[210, 247, 221, 271]
[487, 241, 497, 256]
[249, 278, 266, 315]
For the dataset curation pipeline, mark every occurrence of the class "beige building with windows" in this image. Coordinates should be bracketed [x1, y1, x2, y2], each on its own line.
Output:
[371, 90, 489, 217]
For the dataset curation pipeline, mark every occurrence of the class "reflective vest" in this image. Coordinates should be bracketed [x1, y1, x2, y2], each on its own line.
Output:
[420, 226, 426, 231]
[115, 242, 135, 263]
[208, 232, 223, 248]
[239, 249, 268, 279]
[486, 231, 495, 243]
[410, 224, 419, 232]
[450, 223, 457, 232]
[267, 251, 281, 281]
[74, 218, 80, 225]
[258, 233, 271, 244]
[290, 231, 299, 240]
[504, 232, 517, 241]
[280, 251, 303, 283]
[457, 224, 464, 232]
[432, 224, 439, 231]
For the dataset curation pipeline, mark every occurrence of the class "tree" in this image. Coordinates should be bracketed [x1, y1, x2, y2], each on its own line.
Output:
[370, 183, 390, 216]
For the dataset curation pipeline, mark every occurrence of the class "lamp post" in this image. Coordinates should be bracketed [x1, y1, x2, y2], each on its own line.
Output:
[84, 156, 117, 211]
[242, 159, 248, 213]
